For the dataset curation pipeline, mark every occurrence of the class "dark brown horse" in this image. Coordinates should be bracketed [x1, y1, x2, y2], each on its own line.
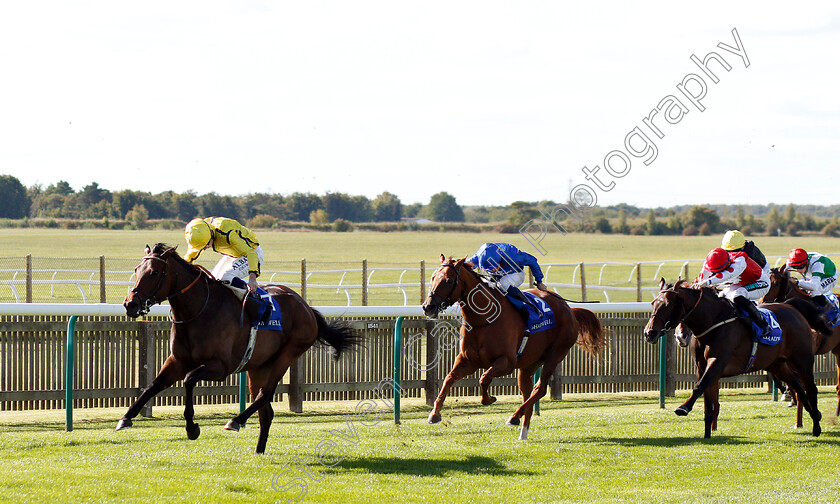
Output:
[763, 266, 840, 422]
[421, 255, 606, 440]
[119, 244, 361, 453]
[644, 279, 824, 438]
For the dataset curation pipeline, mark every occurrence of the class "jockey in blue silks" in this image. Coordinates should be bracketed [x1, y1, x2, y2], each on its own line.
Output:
[464, 243, 547, 318]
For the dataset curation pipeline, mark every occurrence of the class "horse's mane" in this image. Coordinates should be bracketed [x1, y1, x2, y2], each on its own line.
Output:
[150, 243, 193, 269]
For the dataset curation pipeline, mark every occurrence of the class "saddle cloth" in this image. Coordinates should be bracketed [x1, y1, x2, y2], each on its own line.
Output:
[506, 291, 556, 334]
[824, 292, 840, 328]
[254, 286, 283, 331]
[736, 305, 782, 345]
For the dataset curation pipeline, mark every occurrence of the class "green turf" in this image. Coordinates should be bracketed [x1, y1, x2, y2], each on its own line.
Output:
[4, 228, 840, 263]
[1, 390, 839, 503]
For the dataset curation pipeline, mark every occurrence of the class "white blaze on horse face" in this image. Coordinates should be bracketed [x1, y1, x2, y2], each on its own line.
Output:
[675, 323, 691, 347]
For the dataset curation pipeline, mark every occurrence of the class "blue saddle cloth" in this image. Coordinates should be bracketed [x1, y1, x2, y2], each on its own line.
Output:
[737, 305, 782, 345]
[824, 292, 840, 328]
[254, 287, 283, 331]
[505, 291, 555, 334]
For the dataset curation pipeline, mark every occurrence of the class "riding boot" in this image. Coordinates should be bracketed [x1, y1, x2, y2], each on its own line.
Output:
[734, 296, 771, 341]
[224, 279, 272, 326]
[812, 294, 838, 326]
[508, 286, 541, 315]
[813, 294, 828, 308]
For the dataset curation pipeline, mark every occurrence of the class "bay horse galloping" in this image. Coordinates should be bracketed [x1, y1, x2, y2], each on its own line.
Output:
[763, 266, 840, 421]
[119, 244, 361, 454]
[421, 255, 606, 440]
[644, 279, 824, 438]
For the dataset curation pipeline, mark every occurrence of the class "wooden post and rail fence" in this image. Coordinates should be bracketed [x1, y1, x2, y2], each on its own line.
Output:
[2, 303, 838, 433]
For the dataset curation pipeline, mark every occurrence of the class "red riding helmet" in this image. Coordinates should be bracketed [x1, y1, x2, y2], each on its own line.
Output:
[705, 248, 732, 274]
[787, 248, 809, 269]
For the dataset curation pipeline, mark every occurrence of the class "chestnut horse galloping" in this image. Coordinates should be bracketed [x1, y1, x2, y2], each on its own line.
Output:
[644, 279, 824, 438]
[119, 244, 361, 453]
[421, 255, 606, 440]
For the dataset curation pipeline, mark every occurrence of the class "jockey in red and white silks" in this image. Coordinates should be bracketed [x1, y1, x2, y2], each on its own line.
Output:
[698, 248, 771, 339]
[698, 249, 770, 302]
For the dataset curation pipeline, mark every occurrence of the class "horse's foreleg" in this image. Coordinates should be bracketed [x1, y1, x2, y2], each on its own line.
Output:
[676, 357, 725, 418]
[116, 356, 185, 431]
[428, 353, 478, 424]
[479, 355, 515, 406]
[182, 361, 228, 440]
[702, 381, 720, 438]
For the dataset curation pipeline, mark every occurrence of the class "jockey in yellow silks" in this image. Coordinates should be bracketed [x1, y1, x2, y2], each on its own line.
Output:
[184, 217, 270, 325]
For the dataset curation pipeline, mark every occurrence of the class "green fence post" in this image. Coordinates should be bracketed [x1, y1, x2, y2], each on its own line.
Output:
[659, 334, 667, 409]
[66, 315, 77, 432]
[533, 367, 541, 415]
[394, 316, 403, 424]
[239, 371, 247, 413]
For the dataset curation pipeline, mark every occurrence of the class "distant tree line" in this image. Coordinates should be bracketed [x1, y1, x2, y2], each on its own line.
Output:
[0, 174, 838, 236]
[0, 175, 468, 226]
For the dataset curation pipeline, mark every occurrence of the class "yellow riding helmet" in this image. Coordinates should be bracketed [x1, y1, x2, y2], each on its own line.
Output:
[721, 230, 745, 251]
[185, 218, 213, 256]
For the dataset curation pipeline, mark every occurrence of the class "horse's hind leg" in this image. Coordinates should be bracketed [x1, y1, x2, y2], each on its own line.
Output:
[509, 345, 570, 426]
[226, 349, 301, 454]
[833, 350, 840, 416]
[508, 366, 539, 441]
[771, 362, 821, 437]
[182, 361, 228, 440]
[245, 368, 275, 453]
[428, 353, 478, 424]
[116, 356, 185, 431]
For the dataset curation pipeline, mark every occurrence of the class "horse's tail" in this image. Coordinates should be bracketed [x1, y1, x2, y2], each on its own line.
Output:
[312, 309, 364, 360]
[571, 307, 607, 358]
[783, 298, 832, 337]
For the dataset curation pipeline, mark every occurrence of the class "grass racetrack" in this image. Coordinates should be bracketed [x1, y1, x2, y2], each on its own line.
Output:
[2, 390, 840, 503]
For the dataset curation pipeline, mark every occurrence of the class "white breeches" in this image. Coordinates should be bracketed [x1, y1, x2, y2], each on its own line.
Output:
[496, 271, 526, 294]
[211, 245, 265, 283]
[720, 280, 769, 302]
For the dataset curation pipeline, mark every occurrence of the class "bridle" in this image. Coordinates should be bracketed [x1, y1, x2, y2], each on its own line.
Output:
[131, 252, 208, 322]
[427, 263, 462, 311]
[650, 286, 705, 337]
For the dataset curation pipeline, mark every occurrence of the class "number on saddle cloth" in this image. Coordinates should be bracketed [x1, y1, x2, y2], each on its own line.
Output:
[505, 291, 555, 334]
[736, 304, 783, 345]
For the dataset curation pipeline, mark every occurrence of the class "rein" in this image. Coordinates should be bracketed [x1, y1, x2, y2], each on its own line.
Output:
[652, 287, 704, 333]
[429, 263, 498, 329]
[132, 253, 211, 323]
[655, 286, 737, 339]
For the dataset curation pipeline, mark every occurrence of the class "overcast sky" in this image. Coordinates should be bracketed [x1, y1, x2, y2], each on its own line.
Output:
[1, 1, 837, 208]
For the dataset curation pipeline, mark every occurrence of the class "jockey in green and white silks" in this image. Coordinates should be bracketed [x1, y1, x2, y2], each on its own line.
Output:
[787, 248, 838, 301]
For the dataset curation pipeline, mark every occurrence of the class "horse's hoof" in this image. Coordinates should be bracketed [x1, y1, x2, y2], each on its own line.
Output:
[674, 406, 690, 417]
[186, 424, 201, 440]
[506, 417, 520, 426]
[115, 418, 133, 431]
[427, 413, 441, 424]
[518, 426, 529, 440]
[481, 396, 497, 406]
[813, 425, 822, 437]
[224, 420, 241, 432]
